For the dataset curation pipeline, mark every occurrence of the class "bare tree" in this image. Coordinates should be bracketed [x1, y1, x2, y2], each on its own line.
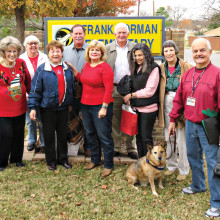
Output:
[167, 6, 187, 28]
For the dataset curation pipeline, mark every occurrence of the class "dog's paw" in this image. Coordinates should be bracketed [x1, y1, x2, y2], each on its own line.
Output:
[159, 185, 164, 189]
[153, 191, 158, 196]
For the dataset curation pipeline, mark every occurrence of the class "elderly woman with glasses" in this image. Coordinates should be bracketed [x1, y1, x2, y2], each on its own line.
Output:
[0, 36, 31, 172]
[20, 35, 48, 152]
[158, 40, 193, 181]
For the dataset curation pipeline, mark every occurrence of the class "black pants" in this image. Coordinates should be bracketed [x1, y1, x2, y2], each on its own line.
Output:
[0, 114, 25, 167]
[136, 111, 158, 158]
[40, 108, 69, 166]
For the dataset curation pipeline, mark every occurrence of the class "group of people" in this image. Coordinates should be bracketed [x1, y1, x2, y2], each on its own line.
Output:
[0, 22, 219, 218]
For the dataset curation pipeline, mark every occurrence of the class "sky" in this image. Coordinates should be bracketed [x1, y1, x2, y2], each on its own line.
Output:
[130, 0, 214, 20]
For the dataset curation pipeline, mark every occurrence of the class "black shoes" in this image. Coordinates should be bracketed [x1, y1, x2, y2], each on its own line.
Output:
[48, 164, 57, 171]
[27, 143, 35, 151]
[128, 152, 138, 159]
[62, 162, 72, 169]
[114, 151, 120, 157]
[16, 162, 25, 167]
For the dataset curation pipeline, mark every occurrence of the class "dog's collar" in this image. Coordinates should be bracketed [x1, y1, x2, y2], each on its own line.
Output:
[146, 158, 165, 171]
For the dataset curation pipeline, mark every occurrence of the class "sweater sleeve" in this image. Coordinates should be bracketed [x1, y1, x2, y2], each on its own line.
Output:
[102, 63, 114, 103]
[136, 67, 160, 98]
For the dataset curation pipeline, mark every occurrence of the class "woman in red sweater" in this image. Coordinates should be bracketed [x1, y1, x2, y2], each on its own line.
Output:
[69, 40, 114, 177]
[0, 36, 31, 172]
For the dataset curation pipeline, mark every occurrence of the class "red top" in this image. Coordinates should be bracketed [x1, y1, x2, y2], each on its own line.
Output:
[29, 54, 39, 73]
[51, 65, 65, 105]
[0, 58, 31, 117]
[169, 62, 220, 123]
[168, 66, 175, 74]
[76, 62, 114, 105]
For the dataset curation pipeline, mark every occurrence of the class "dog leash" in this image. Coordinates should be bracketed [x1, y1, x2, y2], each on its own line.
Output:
[167, 133, 176, 160]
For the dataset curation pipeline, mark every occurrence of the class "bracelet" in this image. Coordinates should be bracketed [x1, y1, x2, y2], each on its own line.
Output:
[102, 104, 108, 109]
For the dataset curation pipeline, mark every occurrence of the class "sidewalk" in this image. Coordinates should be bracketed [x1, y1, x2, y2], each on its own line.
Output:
[23, 136, 136, 165]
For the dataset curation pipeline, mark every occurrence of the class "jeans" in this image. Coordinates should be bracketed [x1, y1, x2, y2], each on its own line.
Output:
[26, 108, 45, 146]
[81, 103, 114, 169]
[185, 119, 220, 208]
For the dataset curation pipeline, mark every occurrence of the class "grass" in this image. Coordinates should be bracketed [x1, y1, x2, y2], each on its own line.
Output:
[0, 161, 210, 219]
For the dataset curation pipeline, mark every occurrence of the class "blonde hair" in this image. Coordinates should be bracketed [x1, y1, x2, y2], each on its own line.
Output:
[85, 40, 107, 63]
[0, 36, 23, 58]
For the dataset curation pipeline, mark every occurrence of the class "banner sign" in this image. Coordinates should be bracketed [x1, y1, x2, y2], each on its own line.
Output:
[44, 17, 165, 56]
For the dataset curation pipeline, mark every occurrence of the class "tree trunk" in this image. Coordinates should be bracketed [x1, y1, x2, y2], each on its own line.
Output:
[15, 3, 25, 44]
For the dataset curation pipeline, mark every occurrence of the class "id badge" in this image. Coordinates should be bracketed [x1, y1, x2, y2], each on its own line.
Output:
[186, 97, 196, 106]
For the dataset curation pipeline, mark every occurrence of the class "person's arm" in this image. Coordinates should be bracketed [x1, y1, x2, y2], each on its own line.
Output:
[28, 65, 43, 112]
[123, 67, 159, 103]
[22, 60, 31, 94]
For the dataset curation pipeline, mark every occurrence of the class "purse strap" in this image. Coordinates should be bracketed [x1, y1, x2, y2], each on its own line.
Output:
[167, 133, 176, 160]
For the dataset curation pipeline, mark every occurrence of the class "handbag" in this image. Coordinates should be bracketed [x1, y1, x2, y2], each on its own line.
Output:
[74, 82, 82, 99]
[120, 104, 138, 136]
[67, 111, 83, 144]
[202, 116, 219, 145]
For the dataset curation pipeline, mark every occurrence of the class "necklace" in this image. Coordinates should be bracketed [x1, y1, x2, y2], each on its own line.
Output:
[2, 60, 16, 76]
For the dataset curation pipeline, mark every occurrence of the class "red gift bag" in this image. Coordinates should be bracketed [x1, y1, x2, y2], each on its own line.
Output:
[120, 104, 138, 136]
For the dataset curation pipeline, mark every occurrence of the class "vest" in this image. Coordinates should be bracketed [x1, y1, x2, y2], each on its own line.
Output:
[130, 62, 161, 107]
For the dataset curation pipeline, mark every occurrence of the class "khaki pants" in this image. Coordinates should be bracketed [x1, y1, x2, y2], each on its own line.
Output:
[112, 86, 136, 153]
[164, 92, 189, 175]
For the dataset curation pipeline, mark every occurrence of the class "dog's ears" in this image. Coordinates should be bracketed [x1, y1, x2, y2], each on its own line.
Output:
[146, 144, 153, 151]
[161, 140, 167, 150]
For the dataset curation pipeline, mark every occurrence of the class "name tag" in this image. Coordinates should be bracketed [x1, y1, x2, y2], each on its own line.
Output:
[187, 97, 196, 106]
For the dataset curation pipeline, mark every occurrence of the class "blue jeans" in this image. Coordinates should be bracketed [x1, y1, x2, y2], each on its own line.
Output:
[81, 103, 114, 169]
[186, 119, 220, 208]
[26, 108, 45, 146]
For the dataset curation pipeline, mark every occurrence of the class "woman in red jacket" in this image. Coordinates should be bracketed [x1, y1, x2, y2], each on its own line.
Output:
[0, 36, 31, 172]
[69, 40, 114, 177]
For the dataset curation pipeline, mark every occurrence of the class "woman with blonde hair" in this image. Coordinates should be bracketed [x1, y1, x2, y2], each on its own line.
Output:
[0, 36, 31, 171]
[69, 40, 114, 177]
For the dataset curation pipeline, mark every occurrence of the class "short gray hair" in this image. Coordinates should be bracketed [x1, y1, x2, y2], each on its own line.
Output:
[191, 37, 212, 50]
[162, 40, 179, 56]
[23, 35, 40, 47]
[0, 36, 23, 58]
[114, 22, 129, 34]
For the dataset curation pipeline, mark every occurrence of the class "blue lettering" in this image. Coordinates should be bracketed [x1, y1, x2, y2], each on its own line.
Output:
[108, 25, 113, 34]
[148, 39, 154, 49]
[134, 39, 139, 43]
[95, 25, 100, 34]
[141, 39, 147, 44]
[145, 24, 151, 34]
[101, 25, 107, 34]
[152, 24, 157, 34]
[137, 24, 144, 34]
[88, 25, 93, 34]
[130, 24, 136, 34]
[85, 39, 91, 43]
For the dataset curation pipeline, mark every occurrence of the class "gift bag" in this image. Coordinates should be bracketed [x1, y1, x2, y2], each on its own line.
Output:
[120, 104, 138, 136]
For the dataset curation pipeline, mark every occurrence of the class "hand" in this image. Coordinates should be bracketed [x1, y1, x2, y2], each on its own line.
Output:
[123, 93, 131, 104]
[65, 61, 78, 76]
[98, 108, 107, 119]
[69, 105, 72, 112]
[168, 122, 176, 137]
[29, 110, 36, 121]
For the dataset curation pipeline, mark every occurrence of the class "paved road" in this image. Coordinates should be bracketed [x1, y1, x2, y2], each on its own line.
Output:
[184, 48, 220, 67]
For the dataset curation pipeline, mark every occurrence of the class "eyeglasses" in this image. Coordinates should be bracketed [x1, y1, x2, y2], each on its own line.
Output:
[27, 42, 38, 46]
